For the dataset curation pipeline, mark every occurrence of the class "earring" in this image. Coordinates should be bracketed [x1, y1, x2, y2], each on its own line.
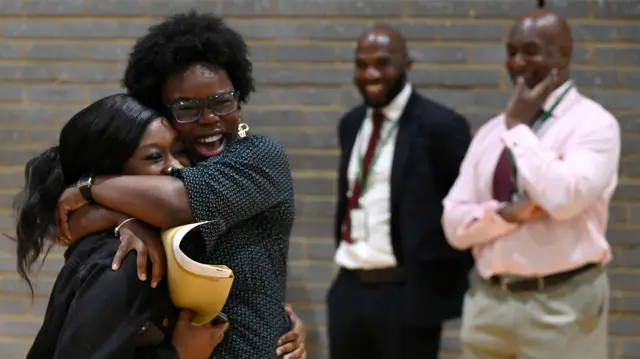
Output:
[237, 123, 250, 138]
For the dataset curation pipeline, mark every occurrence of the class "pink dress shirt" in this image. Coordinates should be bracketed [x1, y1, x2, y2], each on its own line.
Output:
[442, 81, 621, 278]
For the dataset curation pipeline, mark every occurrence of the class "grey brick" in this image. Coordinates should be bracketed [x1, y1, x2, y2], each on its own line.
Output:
[420, 89, 474, 109]
[29, 128, 59, 145]
[0, 339, 30, 357]
[614, 183, 640, 201]
[572, 22, 640, 42]
[296, 306, 327, 326]
[85, 42, 135, 61]
[622, 341, 640, 358]
[90, 86, 124, 101]
[439, 22, 504, 42]
[86, 0, 152, 15]
[307, 241, 335, 260]
[0, 276, 55, 296]
[0, 129, 27, 146]
[609, 270, 640, 290]
[287, 153, 339, 171]
[608, 228, 640, 245]
[610, 317, 640, 336]
[247, 44, 272, 62]
[252, 87, 344, 107]
[411, 45, 467, 64]
[24, 0, 84, 14]
[0, 298, 27, 315]
[0, 42, 22, 59]
[0, 64, 58, 82]
[272, 44, 353, 63]
[56, 64, 125, 83]
[0, 85, 22, 101]
[298, 198, 335, 219]
[405, 0, 473, 18]
[412, 68, 501, 87]
[594, 47, 640, 66]
[293, 177, 336, 195]
[620, 293, 640, 313]
[275, 0, 341, 16]
[384, 21, 438, 41]
[306, 327, 329, 347]
[0, 319, 42, 337]
[545, 0, 591, 18]
[306, 21, 372, 40]
[592, 91, 640, 110]
[288, 239, 304, 260]
[468, 44, 505, 65]
[3, 19, 155, 39]
[473, 0, 536, 18]
[254, 65, 351, 85]
[342, 1, 403, 17]
[594, 0, 640, 18]
[0, 0, 22, 14]
[26, 43, 85, 60]
[262, 129, 336, 149]
[244, 108, 340, 128]
[621, 70, 640, 90]
[0, 107, 58, 126]
[226, 20, 305, 40]
[609, 203, 629, 223]
[0, 170, 24, 188]
[28, 86, 86, 103]
[288, 262, 335, 282]
[218, 0, 272, 16]
[572, 69, 622, 89]
[286, 283, 329, 303]
[292, 219, 334, 238]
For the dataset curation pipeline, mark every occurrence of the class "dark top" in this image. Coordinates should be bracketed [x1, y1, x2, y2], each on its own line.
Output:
[173, 135, 295, 359]
[27, 231, 180, 359]
[335, 90, 474, 326]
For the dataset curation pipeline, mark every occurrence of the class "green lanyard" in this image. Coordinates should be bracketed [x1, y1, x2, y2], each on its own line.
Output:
[356, 116, 400, 196]
[507, 82, 574, 201]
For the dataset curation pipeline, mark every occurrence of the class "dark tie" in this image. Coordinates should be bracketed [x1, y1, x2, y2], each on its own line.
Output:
[342, 110, 385, 243]
[493, 148, 513, 202]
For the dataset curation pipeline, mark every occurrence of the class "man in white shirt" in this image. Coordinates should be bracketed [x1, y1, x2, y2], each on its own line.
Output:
[327, 24, 473, 359]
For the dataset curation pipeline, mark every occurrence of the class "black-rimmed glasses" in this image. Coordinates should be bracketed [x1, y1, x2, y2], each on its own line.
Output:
[169, 91, 239, 124]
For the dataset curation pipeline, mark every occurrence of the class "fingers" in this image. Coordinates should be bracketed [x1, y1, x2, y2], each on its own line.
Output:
[178, 309, 195, 322]
[136, 246, 149, 282]
[278, 332, 298, 346]
[276, 342, 297, 357]
[112, 242, 129, 270]
[531, 69, 559, 100]
[149, 248, 164, 288]
[283, 347, 305, 359]
[57, 209, 72, 242]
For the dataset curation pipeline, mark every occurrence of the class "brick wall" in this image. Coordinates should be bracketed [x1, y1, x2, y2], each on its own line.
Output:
[0, 0, 638, 358]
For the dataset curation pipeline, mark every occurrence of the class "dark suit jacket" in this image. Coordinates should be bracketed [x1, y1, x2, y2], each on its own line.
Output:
[334, 90, 474, 326]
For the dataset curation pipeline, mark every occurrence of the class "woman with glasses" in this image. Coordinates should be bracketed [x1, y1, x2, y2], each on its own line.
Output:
[54, 12, 303, 359]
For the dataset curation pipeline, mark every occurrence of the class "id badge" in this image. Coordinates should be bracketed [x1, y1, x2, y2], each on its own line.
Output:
[350, 208, 366, 241]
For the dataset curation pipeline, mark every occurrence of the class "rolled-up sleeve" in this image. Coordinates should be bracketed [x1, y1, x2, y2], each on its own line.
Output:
[503, 110, 620, 220]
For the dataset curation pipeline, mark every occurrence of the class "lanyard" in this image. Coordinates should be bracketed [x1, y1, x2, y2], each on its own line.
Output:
[356, 116, 400, 196]
[507, 82, 574, 200]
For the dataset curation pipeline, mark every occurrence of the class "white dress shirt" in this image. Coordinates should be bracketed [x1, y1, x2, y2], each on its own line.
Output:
[335, 83, 412, 270]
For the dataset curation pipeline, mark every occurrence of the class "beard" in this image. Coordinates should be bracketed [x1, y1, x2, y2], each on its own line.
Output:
[361, 72, 407, 109]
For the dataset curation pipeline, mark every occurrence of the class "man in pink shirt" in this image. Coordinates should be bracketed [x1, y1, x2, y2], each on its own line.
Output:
[442, 8, 620, 359]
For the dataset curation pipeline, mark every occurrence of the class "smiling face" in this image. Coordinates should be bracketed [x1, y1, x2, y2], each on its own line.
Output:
[121, 117, 191, 176]
[162, 63, 241, 163]
[353, 28, 412, 109]
[505, 11, 572, 89]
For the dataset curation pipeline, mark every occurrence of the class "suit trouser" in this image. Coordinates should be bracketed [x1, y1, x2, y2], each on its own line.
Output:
[327, 269, 442, 359]
[460, 266, 609, 359]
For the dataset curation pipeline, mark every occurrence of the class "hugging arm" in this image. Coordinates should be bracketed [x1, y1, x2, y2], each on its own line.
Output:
[59, 135, 292, 233]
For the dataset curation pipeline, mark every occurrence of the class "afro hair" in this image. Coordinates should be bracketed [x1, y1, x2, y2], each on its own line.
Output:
[122, 11, 255, 114]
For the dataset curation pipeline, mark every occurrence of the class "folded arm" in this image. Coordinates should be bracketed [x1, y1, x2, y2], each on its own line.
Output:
[504, 116, 620, 220]
[442, 124, 519, 250]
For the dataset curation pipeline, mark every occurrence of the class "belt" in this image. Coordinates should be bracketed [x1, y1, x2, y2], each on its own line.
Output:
[488, 263, 598, 293]
[343, 267, 405, 284]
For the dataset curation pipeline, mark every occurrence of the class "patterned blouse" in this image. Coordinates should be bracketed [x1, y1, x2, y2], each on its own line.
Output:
[173, 135, 295, 359]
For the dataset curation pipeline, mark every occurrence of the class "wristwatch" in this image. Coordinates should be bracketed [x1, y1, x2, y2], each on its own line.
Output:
[76, 175, 94, 202]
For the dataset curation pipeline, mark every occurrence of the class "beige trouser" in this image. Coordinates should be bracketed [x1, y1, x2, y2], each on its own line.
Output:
[460, 266, 609, 359]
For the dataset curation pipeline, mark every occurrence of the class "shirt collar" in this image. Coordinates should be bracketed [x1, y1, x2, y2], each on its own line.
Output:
[367, 82, 413, 122]
[542, 79, 578, 118]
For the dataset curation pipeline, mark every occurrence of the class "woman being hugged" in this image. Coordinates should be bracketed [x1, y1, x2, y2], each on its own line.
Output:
[56, 12, 300, 359]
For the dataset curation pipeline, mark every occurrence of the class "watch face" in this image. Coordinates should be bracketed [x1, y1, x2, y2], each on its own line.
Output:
[77, 177, 92, 188]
